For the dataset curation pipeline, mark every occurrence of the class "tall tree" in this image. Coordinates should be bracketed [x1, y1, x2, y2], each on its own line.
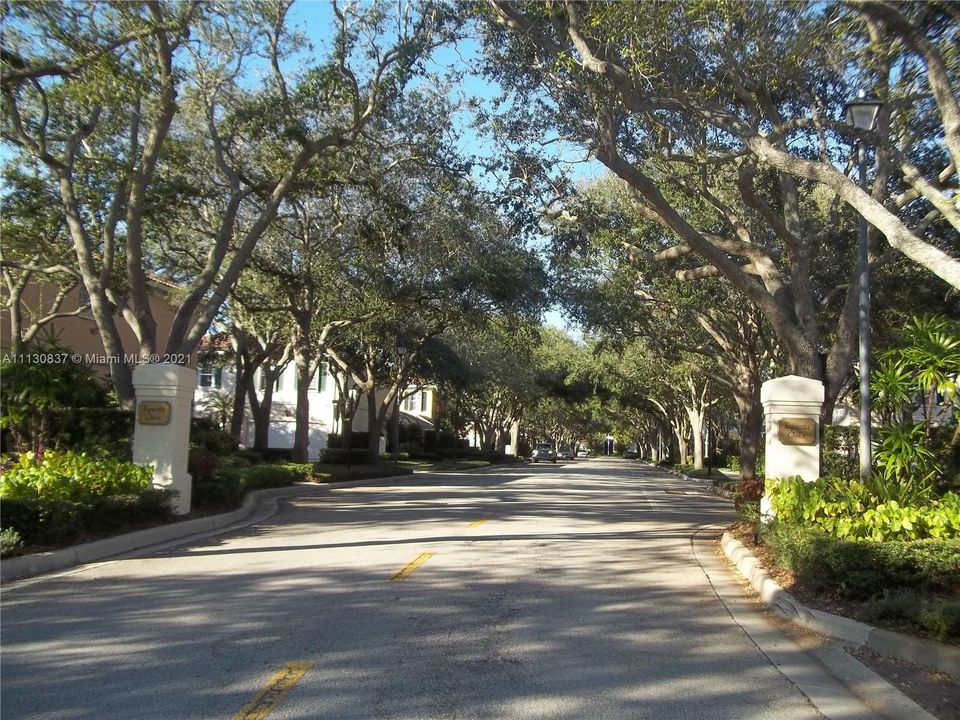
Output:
[477, 1, 959, 418]
[2, 1, 452, 404]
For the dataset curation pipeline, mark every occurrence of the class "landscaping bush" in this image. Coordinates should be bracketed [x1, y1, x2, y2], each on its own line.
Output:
[1, 339, 113, 452]
[422, 430, 459, 451]
[80, 490, 174, 534]
[193, 476, 244, 513]
[761, 523, 960, 600]
[190, 417, 239, 455]
[188, 449, 218, 484]
[0, 490, 174, 550]
[320, 448, 372, 465]
[767, 475, 960, 541]
[236, 449, 264, 464]
[0, 498, 85, 546]
[0, 527, 24, 557]
[258, 448, 294, 463]
[239, 463, 305, 489]
[859, 590, 960, 643]
[44, 407, 133, 458]
[325, 432, 370, 450]
[0, 450, 153, 501]
[821, 425, 858, 480]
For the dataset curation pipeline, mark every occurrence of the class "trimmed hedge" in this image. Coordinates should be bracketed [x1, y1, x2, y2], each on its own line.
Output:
[0, 489, 174, 552]
[320, 448, 372, 465]
[325, 433, 370, 450]
[859, 591, 960, 643]
[239, 463, 307, 489]
[761, 523, 960, 600]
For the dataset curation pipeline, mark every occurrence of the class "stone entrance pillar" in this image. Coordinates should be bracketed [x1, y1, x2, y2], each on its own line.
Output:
[760, 375, 824, 517]
[132, 363, 196, 514]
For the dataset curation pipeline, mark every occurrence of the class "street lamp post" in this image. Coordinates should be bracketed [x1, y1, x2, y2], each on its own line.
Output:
[393, 345, 407, 464]
[844, 92, 883, 483]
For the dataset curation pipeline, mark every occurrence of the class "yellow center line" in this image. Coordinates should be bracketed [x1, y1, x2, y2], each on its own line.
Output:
[467, 518, 488, 527]
[231, 662, 313, 720]
[390, 552, 435, 581]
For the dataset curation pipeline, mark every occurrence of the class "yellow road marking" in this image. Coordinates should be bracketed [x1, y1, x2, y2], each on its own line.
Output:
[232, 662, 313, 720]
[467, 518, 488, 527]
[390, 552, 434, 581]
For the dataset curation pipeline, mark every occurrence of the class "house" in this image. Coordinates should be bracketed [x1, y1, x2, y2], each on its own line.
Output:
[193, 340, 437, 460]
[1, 275, 196, 376]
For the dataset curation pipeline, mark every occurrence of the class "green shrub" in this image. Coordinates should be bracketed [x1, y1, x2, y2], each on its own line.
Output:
[193, 478, 244, 512]
[236, 449, 264, 464]
[325, 432, 370, 450]
[1, 338, 112, 452]
[188, 449, 218, 484]
[320, 448, 372, 465]
[821, 425, 858, 479]
[190, 418, 239, 455]
[761, 523, 960, 599]
[0, 498, 84, 546]
[219, 454, 252, 469]
[767, 475, 960, 541]
[0, 527, 23, 557]
[258, 448, 294, 463]
[240, 463, 303, 489]
[859, 590, 960, 643]
[1, 450, 153, 501]
[0, 489, 173, 549]
[80, 490, 174, 534]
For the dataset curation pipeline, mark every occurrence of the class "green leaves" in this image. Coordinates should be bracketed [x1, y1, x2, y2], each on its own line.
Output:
[0, 450, 153, 502]
[767, 476, 960, 542]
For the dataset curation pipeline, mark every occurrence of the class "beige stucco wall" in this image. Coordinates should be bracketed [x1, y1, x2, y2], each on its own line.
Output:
[2, 280, 196, 379]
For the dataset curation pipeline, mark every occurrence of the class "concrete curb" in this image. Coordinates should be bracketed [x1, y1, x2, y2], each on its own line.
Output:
[721, 531, 960, 679]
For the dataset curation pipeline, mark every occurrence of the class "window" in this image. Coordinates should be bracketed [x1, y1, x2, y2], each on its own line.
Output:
[257, 370, 281, 392]
[402, 393, 417, 412]
[199, 366, 222, 389]
[317, 362, 328, 392]
[420, 391, 429, 413]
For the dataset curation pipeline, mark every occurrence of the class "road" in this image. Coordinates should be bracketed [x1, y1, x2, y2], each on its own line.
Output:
[1, 459, 880, 719]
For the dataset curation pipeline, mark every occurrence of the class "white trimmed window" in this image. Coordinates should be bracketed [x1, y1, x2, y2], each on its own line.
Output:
[199, 366, 222, 388]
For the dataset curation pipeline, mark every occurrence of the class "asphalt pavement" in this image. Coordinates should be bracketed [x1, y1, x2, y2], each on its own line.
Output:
[0, 459, 922, 719]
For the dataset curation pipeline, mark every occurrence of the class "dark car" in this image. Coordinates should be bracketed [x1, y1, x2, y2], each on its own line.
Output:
[531, 443, 557, 463]
[622, 449, 638, 459]
[557, 446, 574, 460]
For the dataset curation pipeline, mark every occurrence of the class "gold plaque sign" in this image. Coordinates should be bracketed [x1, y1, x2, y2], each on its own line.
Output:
[138, 401, 171, 426]
[778, 418, 817, 446]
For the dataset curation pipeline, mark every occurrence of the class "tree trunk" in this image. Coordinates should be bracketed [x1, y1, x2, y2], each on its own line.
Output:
[248, 375, 277, 452]
[687, 407, 705, 470]
[292, 348, 312, 463]
[366, 390, 382, 465]
[248, 387, 272, 452]
[674, 422, 689, 466]
[231, 365, 253, 441]
[734, 387, 763, 482]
